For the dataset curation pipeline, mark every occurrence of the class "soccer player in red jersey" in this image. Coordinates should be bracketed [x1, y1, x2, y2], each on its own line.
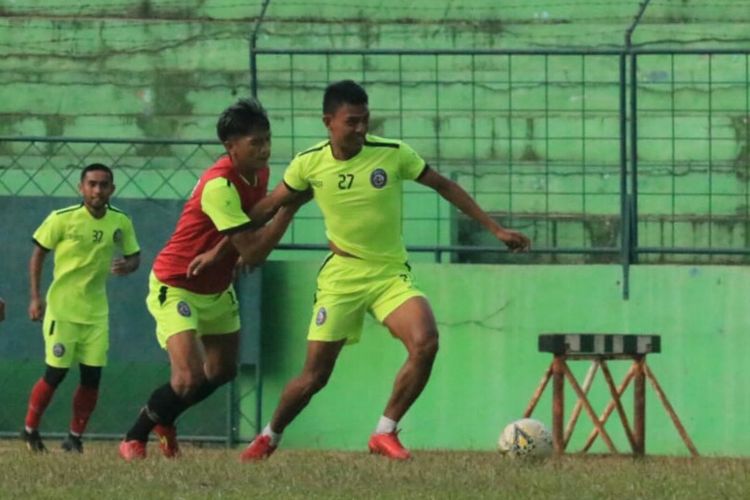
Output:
[119, 98, 305, 460]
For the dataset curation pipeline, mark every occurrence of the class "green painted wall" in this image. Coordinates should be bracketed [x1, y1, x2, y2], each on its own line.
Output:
[257, 260, 749, 456]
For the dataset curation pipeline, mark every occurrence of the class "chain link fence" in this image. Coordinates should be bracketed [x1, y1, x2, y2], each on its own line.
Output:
[2, 47, 749, 442]
[251, 48, 750, 267]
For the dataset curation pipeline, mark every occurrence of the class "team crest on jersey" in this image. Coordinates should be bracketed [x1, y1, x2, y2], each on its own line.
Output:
[177, 301, 192, 317]
[113, 228, 123, 243]
[52, 343, 66, 358]
[370, 168, 387, 188]
[315, 307, 327, 326]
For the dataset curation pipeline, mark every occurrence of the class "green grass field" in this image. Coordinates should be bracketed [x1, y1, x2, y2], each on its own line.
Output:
[1, 440, 748, 499]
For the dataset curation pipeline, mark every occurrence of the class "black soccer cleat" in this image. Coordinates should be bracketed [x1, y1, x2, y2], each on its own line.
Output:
[21, 429, 48, 453]
[61, 433, 84, 453]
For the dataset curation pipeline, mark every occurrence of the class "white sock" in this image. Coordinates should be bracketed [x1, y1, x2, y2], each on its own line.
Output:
[262, 423, 281, 446]
[375, 416, 398, 434]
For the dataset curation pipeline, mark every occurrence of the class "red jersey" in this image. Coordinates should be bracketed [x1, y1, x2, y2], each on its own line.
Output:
[153, 156, 269, 293]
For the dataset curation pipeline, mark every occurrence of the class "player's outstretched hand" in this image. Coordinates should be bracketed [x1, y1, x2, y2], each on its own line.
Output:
[28, 297, 45, 321]
[496, 228, 531, 253]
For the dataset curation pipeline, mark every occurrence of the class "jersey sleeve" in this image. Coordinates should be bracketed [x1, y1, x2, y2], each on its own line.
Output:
[398, 141, 427, 180]
[282, 155, 311, 192]
[120, 215, 140, 256]
[201, 177, 252, 233]
[32, 212, 63, 250]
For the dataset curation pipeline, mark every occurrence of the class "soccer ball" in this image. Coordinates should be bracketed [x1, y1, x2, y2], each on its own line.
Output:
[497, 418, 553, 458]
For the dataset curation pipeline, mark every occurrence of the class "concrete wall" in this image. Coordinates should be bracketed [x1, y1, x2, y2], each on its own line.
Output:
[2, 1, 750, 256]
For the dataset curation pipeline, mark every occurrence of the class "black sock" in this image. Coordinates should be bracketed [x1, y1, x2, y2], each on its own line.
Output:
[125, 383, 187, 442]
[185, 379, 220, 406]
[125, 379, 222, 442]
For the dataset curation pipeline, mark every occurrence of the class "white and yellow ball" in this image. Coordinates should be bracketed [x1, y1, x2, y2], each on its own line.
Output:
[497, 418, 553, 458]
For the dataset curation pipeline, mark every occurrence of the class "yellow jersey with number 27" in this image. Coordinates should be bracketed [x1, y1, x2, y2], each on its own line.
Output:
[283, 134, 427, 263]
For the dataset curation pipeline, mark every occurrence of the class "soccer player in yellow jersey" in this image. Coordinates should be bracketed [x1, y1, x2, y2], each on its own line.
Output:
[240, 80, 531, 461]
[22, 163, 140, 453]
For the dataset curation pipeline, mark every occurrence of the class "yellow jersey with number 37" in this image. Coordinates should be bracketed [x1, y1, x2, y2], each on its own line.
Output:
[283, 134, 427, 263]
[33, 203, 140, 324]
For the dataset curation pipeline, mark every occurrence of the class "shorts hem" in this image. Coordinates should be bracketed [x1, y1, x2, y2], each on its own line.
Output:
[373, 290, 426, 323]
[306, 334, 359, 345]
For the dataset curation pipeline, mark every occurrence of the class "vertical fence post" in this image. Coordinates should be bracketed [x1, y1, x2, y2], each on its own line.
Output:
[250, 50, 258, 98]
[629, 52, 639, 264]
[619, 53, 631, 299]
[249, 0, 271, 99]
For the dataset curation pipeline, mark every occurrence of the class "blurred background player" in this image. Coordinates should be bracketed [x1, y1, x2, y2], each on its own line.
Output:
[23, 163, 141, 453]
[118, 98, 306, 461]
[240, 80, 531, 461]
[0, 297, 5, 322]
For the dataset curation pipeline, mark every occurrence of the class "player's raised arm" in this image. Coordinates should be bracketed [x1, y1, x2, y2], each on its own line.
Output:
[28, 243, 49, 321]
[230, 186, 310, 267]
[227, 204, 299, 268]
[188, 185, 310, 277]
[223, 181, 308, 267]
[247, 181, 306, 227]
[417, 168, 531, 252]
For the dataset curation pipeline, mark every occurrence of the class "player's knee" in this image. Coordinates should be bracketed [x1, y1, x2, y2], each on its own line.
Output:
[79, 364, 102, 389]
[43, 365, 69, 388]
[170, 370, 207, 398]
[409, 331, 439, 361]
[302, 369, 331, 394]
[208, 364, 237, 386]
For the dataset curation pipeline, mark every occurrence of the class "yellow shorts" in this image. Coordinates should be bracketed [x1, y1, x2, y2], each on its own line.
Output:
[43, 314, 108, 368]
[146, 272, 240, 348]
[308, 254, 425, 345]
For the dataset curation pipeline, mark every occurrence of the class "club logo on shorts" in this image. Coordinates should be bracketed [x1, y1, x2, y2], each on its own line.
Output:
[52, 343, 65, 358]
[113, 228, 123, 244]
[370, 168, 387, 189]
[315, 307, 327, 326]
[177, 301, 192, 317]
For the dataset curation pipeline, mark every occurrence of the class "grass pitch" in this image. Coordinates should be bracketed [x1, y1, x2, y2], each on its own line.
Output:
[1, 440, 748, 499]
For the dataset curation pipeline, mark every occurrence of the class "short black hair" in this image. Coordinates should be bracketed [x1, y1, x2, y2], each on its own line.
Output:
[216, 98, 270, 142]
[323, 80, 368, 114]
[80, 163, 113, 182]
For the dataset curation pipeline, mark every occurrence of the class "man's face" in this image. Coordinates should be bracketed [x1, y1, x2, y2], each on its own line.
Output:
[324, 103, 369, 154]
[225, 129, 271, 171]
[79, 170, 115, 211]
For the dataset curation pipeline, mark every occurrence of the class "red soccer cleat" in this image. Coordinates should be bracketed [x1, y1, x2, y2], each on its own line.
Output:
[153, 424, 180, 458]
[118, 439, 147, 461]
[239, 434, 276, 462]
[368, 431, 412, 460]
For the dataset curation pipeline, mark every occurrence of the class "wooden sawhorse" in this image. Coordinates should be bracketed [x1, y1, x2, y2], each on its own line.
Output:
[524, 334, 699, 456]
